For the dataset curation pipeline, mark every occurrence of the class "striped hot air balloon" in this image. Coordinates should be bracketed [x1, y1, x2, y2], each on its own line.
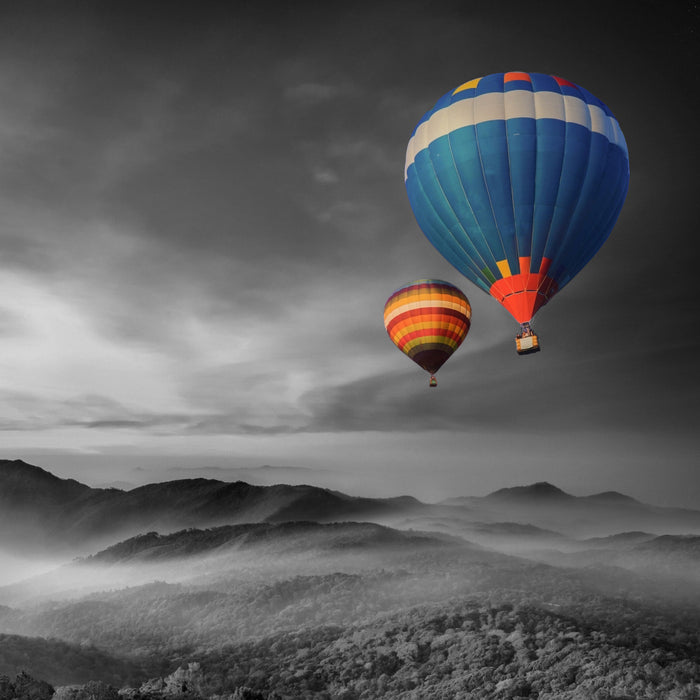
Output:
[405, 72, 629, 354]
[384, 279, 471, 387]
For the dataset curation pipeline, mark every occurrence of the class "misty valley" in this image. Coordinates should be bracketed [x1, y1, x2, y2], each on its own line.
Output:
[1, 460, 699, 699]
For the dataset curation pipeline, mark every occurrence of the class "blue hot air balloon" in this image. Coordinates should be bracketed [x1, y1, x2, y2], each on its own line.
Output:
[405, 72, 629, 354]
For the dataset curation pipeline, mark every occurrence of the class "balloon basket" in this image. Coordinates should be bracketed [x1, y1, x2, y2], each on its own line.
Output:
[429, 375, 438, 388]
[515, 332, 540, 355]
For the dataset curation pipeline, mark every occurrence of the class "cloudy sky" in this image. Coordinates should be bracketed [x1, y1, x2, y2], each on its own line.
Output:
[0, 1, 697, 506]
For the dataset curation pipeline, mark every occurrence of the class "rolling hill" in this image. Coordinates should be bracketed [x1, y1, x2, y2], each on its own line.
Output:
[82, 521, 468, 564]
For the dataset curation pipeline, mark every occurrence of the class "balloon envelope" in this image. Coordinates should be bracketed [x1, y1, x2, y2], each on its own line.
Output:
[384, 279, 471, 376]
[405, 72, 629, 324]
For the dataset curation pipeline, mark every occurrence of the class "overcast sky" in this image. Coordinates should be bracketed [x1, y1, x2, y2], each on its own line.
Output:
[0, 1, 697, 506]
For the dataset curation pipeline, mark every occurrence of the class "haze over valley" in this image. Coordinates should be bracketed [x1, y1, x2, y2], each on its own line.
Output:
[1, 458, 699, 699]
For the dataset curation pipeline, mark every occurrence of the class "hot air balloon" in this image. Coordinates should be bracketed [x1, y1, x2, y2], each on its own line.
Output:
[405, 72, 629, 354]
[384, 279, 471, 387]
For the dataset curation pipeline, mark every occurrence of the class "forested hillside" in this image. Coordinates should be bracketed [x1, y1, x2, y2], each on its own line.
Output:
[2, 534, 700, 698]
[0, 633, 159, 686]
[1, 463, 699, 698]
[4, 595, 699, 699]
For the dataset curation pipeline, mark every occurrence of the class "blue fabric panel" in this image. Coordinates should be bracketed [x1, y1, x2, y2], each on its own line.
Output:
[506, 116, 537, 259]
[530, 205, 555, 273]
[477, 73, 505, 94]
[542, 121, 592, 264]
[547, 128, 607, 285]
[535, 119, 567, 205]
[504, 79, 533, 92]
[558, 146, 629, 286]
[555, 130, 609, 255]
[406, 161, 492, 292]
[529, 73, 559, 93]
[452, 86, 478, 103]
[425, 134, 492, 275]
[447, 124, 506, 274]
[530, 118, 566, 271]
[475, 119, 519, 272]
[585, 153, 629, 263]
[411, 149, 482, 275]
[558, 83, 583, 99]
[405, 175, 489, 291]
[426, 135, 481, 233]
[548, 134, 626, 286]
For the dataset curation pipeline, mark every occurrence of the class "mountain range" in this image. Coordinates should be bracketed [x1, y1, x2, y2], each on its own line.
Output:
[2, 460, 700, 696]
[0, 459, 422, 554]
[439, 480, 700, 538]
[2, 459, 700, 556]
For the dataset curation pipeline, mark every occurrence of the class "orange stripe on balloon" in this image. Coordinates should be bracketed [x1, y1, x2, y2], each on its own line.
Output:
[386, 306, 470, 332]
[396, 321, 468, 338]
[396, 327, 467, 347]
[504, 72, 531, 83]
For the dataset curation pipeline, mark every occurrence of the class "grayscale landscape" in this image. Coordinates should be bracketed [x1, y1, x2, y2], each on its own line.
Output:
[0, 2, 697, 699]
[1, 459, 700, 699]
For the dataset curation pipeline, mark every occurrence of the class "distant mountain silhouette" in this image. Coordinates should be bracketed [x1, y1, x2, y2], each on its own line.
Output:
[441, 481, 700, 538]
[0, 460, 103, 551]
[584, 491, 641, 504]
[581, 531, 656, 548]
[0, 459, 426, 554]
[485, 482, 574, 501]
[3, 459, 700, 553]
[0, 459, 91, 505]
